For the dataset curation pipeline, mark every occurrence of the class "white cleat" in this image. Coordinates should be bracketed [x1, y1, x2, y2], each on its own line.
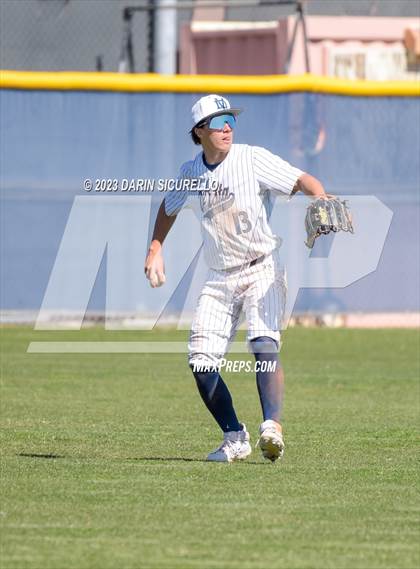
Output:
[257, 420, 285, 462]
[206, 424, 252, 463]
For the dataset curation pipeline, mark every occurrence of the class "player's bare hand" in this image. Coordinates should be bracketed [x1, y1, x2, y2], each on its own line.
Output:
[144, 244, 166, 288]
[312, 192, 336, 200]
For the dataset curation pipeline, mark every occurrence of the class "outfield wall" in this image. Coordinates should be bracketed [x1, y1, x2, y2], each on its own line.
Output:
[1, 73, 419, 319]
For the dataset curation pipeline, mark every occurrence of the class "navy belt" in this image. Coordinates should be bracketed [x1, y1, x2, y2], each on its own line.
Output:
[249, 255, 265, 267]
[219, 254, 267, 273]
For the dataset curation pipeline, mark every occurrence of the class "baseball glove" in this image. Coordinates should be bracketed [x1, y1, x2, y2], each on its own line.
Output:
[305, 197, 354, 249]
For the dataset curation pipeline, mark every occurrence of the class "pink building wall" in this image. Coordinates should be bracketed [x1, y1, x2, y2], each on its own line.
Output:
[179, 16, 420, 78]
[290, 16, 419, 76]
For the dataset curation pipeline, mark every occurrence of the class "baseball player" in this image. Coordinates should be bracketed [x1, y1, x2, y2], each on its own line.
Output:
[145, 95, 327, 463]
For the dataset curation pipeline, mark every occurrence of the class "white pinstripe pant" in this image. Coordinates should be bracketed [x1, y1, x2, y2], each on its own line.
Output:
[188, 249, 287, 369]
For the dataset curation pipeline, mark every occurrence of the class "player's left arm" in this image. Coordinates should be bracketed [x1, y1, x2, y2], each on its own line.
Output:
[252, 147, 329, 199]
[291, 173, 327, 198]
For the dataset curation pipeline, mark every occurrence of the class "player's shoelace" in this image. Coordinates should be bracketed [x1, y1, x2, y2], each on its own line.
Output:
[212, 436, 245, 457]
[215, 439, 238, 454]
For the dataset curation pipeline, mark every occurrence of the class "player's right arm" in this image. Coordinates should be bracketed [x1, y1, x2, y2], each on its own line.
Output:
[144, 162, 191, 288]
[144, 200, 177, 288]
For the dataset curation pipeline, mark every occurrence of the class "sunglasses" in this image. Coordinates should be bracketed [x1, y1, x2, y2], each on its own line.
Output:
[198, 114, 236, 130]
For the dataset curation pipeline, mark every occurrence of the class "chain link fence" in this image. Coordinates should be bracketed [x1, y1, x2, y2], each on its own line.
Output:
[0, 0, 153, 72]
[1, 0, 418, 73]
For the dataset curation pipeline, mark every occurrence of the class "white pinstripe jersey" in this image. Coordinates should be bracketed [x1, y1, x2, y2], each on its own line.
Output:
[164, 144, 303, 271]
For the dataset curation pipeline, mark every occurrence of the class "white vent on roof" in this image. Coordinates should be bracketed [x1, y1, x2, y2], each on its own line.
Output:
[328, 43, 418, 80]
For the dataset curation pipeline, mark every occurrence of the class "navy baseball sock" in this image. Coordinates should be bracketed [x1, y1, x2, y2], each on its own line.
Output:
[250, 336, 283, 423]
[190, 367, 242, 433]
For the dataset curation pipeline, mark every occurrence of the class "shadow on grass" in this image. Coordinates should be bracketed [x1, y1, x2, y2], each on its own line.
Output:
[17, 453, 267, 465]
[128, 456, 208, 463]
[128, 457, 266, 465]
[18, 453, 65, 459]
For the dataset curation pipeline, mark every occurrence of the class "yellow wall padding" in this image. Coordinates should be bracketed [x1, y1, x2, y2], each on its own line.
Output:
[1, 71, 419, 96]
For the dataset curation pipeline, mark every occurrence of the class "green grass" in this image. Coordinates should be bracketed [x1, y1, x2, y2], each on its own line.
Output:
[1, 326, 419, 569]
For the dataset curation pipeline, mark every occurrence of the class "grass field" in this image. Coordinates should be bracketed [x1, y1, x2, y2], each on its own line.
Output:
[1, 326, 419, 569]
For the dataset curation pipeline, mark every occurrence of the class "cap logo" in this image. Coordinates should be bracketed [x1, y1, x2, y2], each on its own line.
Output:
[214, 97, 227, 110]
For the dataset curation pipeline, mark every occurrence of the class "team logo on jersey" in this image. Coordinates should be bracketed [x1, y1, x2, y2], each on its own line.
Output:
[200, 184, 234, 219]
[214, 98, 228, 110]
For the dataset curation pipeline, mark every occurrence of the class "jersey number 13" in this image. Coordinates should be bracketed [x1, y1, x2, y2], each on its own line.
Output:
[233, 211, 252, 235]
